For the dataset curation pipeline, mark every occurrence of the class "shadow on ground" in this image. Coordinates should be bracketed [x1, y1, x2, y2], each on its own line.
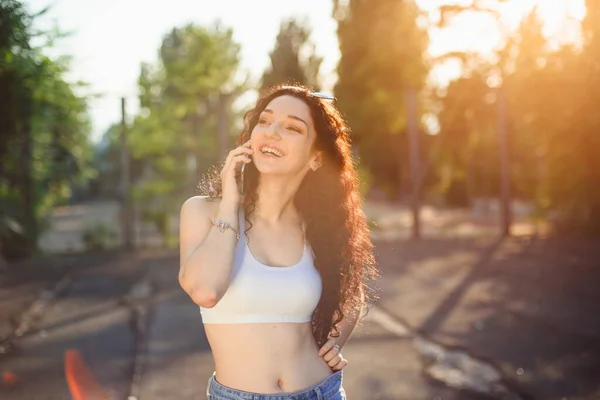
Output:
[374, 235, 600, 399]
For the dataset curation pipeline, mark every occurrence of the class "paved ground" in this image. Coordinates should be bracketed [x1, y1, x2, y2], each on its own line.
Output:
[137, 249, 490, 400]
[1, 200, 599, 399]
[0, 250, 170, 399]
[373, 235, 600, 399]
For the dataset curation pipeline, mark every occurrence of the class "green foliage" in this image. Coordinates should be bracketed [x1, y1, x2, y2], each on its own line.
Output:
[0, 0, 93, 258]
[334, 0, 429, 197]
[261, 19, 323, 91]
[435, 70, 497, 206]
[125, 22, 242, 243]
[81, 222, 117, 252]
[140, 207, 172, 247]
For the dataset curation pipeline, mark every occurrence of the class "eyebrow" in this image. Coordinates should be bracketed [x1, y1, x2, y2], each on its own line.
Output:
[262, 109, 309, 130]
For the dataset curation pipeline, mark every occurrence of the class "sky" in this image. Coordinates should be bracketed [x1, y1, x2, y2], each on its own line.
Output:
[25, 0, 586, 142]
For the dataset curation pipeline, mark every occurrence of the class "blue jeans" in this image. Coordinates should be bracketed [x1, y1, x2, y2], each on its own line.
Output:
[206, 370, 346, 400]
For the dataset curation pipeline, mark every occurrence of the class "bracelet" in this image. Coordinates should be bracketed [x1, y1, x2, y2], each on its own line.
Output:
[210, 219, 240, 240]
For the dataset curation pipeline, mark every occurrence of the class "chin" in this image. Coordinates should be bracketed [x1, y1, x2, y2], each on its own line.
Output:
[255, 165, 286, 176]
[254, 162, 298, 177]
[254, 157, 282, 172]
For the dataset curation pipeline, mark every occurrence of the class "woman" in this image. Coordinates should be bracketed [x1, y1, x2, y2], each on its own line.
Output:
[179, 85, 378, 399]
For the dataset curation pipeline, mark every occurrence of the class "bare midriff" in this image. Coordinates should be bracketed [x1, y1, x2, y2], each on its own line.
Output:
[205, 322, 333, 394]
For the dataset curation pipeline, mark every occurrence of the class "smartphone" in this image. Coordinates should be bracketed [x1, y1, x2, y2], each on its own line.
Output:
[240, 154, 253, 195]
[239, 143, 252, 195]
[240, 163, 246, 195]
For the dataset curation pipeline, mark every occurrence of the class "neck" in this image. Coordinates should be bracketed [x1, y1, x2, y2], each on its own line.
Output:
[252, 173, 305, 223]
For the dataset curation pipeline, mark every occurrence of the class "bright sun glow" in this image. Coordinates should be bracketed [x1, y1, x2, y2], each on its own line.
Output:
[418, 0, 586, 135]
[424, 0, 586, 58]
[531, 0, 587, 33]
[422, 0, 586, 88]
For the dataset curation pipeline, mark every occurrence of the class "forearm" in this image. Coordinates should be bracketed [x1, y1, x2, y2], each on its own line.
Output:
[180, 202, 239, 304]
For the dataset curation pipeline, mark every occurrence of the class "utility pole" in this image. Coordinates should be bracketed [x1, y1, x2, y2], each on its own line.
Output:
[120, 97, 134, 249]
[497, 86, 512, 236]
[406, 88, 421, 240]
[217, 92, 231, 161]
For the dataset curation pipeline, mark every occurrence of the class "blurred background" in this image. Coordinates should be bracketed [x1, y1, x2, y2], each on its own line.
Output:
[1, 0, 599, 399]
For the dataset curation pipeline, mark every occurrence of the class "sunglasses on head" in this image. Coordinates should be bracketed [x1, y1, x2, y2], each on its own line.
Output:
[280, 86, 336, 102]
[310, 92, 336, 101]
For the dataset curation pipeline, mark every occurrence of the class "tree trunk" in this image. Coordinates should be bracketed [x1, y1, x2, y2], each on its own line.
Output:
[22, 95, 37, 253]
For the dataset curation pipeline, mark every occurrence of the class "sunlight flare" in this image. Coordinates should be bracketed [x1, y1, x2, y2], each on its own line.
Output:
[64, 349, 113, 400]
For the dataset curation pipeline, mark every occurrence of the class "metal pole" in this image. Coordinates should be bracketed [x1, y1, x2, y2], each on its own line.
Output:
[217, 92, 230, 161]
[407, 88, 421, 240]
[120, 97, 133, 249]
[497, 86, 511, 236]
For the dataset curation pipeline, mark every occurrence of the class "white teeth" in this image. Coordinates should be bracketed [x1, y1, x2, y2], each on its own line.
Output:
[261, 147, 282, 157]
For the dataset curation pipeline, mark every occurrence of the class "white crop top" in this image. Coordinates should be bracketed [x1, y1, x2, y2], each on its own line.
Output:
[199, 210, 323, 324]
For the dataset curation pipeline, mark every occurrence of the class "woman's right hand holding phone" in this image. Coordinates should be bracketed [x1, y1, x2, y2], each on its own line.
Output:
[220, 140, 253, 208]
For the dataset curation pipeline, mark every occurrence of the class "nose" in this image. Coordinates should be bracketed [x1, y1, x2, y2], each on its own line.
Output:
[265, 121, 282, 140]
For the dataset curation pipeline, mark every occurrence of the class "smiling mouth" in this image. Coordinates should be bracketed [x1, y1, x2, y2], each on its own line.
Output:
[259, 146, 283, 157]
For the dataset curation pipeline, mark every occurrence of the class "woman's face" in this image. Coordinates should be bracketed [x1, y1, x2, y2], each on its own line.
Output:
[250, 95, 319, 176]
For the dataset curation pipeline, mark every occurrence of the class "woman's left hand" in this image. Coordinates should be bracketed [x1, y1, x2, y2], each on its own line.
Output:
[318, 338, 348, 371]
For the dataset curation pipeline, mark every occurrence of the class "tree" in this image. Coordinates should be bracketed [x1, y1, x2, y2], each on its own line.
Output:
[334, 0, 429, 198]
[435, 8, 550, 207]
[435, 70, 497, 206]
[128, 23, 242, 244]
[0, 0, 92, 258]
[91, 124, 146, 198]
[555, 0, 600, 232]
[261, 19, 323, 91]
[434, 1, 600, 233]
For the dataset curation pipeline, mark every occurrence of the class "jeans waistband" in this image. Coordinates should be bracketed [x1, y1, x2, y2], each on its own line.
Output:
[207, 370, 343, 400]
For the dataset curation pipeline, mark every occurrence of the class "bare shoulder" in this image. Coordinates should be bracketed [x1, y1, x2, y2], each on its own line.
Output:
[180, 195, 221, 219]
[179, 196, 221, 269]
[179, 196, 220, 243]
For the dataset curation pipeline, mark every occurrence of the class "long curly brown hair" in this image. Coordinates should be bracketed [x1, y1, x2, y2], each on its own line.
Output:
[199, 85, 378, 346]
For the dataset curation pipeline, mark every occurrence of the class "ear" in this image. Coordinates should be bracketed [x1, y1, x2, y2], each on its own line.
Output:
[310, 151, 323, 171]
